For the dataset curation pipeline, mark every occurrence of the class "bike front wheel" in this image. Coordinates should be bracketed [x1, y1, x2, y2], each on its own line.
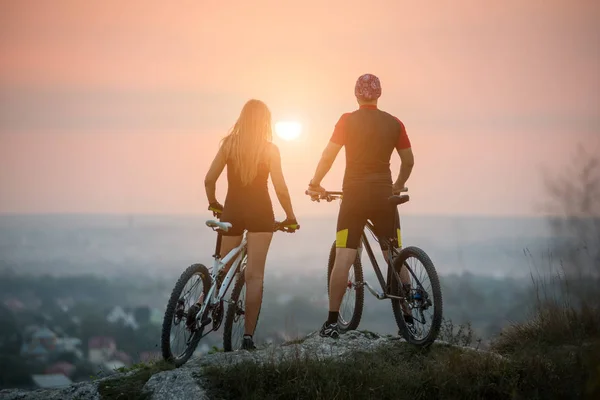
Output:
[327, 240, 364, 333]
[390, 246, 443, 346]
[161, 263, 211, 367]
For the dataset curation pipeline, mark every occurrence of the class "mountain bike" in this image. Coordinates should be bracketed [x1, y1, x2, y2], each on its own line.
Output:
[306, 189, 443, 346]
[161, 217, 299, 367]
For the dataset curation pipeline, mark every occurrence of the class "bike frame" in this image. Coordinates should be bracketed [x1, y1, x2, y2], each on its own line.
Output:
[356, 215, 427, 302]
[194, 230, 248, 325]
[359, 221, 423, 300]
[357, 221, 403, 300]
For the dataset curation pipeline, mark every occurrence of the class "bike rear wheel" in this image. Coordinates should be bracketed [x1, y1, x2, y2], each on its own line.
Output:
[390, 246, 443, 346]
[223, 269, 263, 351]
[161, 263, 211, 367]
[327, 240, 364, 333]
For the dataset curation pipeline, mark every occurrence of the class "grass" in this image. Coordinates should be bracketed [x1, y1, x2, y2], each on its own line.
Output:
[95, 248, 600, 400]
[208, 345, 224, 354]
[97, 359, 174, 400]
[199, 292, 600, 400]
[200, 323, 600, 400]
[438, 317, 481, 348]
[90, 304, 600, 400]
[491, 302, 600, 355]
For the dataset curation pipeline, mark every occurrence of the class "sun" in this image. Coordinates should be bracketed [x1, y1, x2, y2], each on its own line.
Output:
[275, 121, 302, 141]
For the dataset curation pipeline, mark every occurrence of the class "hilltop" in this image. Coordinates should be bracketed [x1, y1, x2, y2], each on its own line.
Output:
[1, 306, 599, 400]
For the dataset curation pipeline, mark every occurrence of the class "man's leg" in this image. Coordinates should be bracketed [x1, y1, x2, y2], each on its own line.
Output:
[328, 247, 358, 322]
[321, 194, 365, 338]
[383, 207, 410, 287]
[374, 202, 413, 324]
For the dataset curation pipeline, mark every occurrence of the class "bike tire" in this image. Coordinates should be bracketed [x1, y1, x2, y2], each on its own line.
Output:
[327, 240, 364, 333]
[222, 270, 262, 352]
[161, 263, 211, 367]
[390, 246, 443, 346]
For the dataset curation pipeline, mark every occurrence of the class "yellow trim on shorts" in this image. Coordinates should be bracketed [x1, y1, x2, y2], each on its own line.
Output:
[397, 228, 402, 248]
[336, 229, 349, 248]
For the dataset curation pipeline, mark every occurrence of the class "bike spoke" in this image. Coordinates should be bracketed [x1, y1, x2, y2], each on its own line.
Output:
[230, 286, 246, 350]
[339, 270, 356, 327]
[404, 257, 435, 341]
[170, 273, 206, 359]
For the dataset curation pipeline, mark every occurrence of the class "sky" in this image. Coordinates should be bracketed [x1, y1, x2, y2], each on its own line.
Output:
[0, 0, 599, 216]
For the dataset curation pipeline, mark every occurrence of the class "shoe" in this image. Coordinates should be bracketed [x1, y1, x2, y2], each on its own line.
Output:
[319, 322, 340, 338]
[241, 336, 257, 351]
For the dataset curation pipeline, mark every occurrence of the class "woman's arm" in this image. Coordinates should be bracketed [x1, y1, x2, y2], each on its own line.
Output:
[269, 144, 296, 220]
[204, 146, 227, 204]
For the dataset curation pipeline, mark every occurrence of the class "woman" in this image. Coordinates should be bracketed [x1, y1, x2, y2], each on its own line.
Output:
[203, 99, 298, 350]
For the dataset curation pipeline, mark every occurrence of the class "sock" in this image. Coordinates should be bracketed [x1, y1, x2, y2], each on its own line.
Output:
[243, 334, 253, 340]
[327, 311, 339, 325]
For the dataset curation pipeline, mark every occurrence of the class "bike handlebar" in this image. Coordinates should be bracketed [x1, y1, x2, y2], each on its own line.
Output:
[304, 190, 342, 202]
[274, 220, 300, 233]
[209, 210, 299, 233]
[305, 188, 410, 205]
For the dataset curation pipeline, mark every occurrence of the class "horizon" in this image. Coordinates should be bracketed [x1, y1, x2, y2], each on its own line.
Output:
[0, 211, 561, 219]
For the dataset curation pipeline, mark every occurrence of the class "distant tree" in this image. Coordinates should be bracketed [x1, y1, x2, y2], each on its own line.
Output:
[0, 305, 22, 356]
[541, 143, 600, 304]
[0, 355, 33, 389]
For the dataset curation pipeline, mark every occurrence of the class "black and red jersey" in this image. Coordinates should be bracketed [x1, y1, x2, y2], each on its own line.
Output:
[330, 104, 411, 189]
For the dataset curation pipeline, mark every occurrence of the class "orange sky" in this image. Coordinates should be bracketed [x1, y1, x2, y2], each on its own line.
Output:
[1, 0, 599, 216]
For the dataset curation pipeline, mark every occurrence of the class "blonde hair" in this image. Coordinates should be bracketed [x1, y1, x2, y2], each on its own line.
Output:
[220, 99, 273, 186]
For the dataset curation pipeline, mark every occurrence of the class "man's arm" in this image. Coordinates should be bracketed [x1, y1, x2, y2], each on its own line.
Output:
[204, 146, 227, 204]
[393, 119, 414, 193]
[394, 147, 414, 191]
[309, 114, 347, 188]
[309, 141, 343, 187]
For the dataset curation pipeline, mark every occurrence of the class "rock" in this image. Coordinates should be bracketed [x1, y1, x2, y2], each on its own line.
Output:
[0, 330, 495, 400]
[0, 380, 101, 400]
[143, 368, 209, 400]
[189, 330, 398, 371]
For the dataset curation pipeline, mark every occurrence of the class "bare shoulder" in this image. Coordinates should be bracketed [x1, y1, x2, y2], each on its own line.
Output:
[268, 142, 281, 158]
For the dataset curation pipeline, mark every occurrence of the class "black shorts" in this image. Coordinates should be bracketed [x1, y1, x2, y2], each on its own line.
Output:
[219, 195, 275, 236]
[336, 186, 402, 250]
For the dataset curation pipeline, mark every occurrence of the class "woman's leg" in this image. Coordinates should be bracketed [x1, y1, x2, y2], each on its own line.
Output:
[219, 235, 243, 274]
[243, 232, 274, 336]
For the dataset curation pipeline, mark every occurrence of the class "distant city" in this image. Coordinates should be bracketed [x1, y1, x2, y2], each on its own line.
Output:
[0, 213, 562, 390]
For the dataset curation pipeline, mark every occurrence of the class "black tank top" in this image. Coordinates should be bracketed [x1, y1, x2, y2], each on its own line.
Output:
[226, 160, 270, 195]
[224, 146, 271, 208]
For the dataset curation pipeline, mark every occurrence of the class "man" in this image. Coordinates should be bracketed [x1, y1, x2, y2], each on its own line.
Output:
[307, 73, 415, 338]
